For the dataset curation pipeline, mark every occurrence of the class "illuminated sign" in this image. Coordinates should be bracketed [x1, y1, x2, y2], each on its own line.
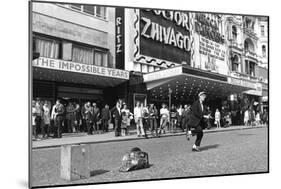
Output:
[138, 9, 191, 65]
[195, 13, 224, 44]
[33, 57, 129, 80]
[199, 36, 226, 61]
[115, 7, 125, 69]
[193, 13, 227, 75]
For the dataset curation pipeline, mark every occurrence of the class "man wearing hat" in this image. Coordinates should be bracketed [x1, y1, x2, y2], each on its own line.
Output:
[188, 91, 210, 152]
[92, 102, 100, 133]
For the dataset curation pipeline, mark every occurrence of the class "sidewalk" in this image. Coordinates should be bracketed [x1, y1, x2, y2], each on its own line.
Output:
[32, 125, 267, 149]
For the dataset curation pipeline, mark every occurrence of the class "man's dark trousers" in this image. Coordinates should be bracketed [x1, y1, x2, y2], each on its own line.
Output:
[114, 118, 121, 136]
[55, 116, 64, 138]
[86, 119, 92, 134]
[192, 125, 204, 146]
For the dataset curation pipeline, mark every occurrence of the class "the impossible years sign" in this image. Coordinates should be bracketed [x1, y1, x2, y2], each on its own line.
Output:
[33, 57, 129, 80]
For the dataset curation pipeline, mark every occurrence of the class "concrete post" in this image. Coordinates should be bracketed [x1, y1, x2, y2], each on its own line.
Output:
[60, 144, 90, 181]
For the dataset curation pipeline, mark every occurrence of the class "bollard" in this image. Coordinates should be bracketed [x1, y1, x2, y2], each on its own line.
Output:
[60, 144, 90, 181]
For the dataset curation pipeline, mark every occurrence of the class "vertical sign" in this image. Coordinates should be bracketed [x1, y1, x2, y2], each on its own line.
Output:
[115, 7, 125, 69]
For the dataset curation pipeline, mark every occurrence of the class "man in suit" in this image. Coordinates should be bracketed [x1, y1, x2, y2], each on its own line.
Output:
[82, 102, 93, 135]
[101, 104, 111, 132]
[92, 102, 100, 133]
[51, 99, 65, 138]
[188, 92, 210, 152]
[112, 102, 122, 137]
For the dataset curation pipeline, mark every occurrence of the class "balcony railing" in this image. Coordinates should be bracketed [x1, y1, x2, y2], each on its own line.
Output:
[230, 71, 259, 82]
[243, 26, 257, 37]
[229, 41, 243, 50]
[244, 50, 258, 62]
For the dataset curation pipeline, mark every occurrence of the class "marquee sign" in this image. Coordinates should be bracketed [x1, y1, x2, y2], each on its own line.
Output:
[194, 13, 224, 44]
[192, 13, 228, 75]
[133, 9, 192, 68]
[33, 57, 130, 80]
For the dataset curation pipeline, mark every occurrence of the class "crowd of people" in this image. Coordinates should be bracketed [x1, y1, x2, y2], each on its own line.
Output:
[31, 97, 268, 141]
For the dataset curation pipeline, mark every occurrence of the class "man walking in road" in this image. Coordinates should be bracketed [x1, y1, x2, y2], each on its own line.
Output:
[188, 92, 210, 152]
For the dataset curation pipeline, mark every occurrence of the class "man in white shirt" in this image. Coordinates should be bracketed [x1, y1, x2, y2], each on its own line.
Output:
[159, 103, 169, 135]
[134, 101, 145, 137]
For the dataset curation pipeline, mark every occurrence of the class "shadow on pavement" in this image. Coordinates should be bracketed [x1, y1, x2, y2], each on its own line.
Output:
[90, 169, 110, 177]
[119, 164, 154, 173]
[200, 144, 219, 151]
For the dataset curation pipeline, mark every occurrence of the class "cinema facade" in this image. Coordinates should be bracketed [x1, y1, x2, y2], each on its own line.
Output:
[31, 3, 268, 113]
[123, 9, 268, 112]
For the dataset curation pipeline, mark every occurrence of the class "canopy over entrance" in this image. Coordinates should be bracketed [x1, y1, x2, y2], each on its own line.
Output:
[143, 65, 256, 102]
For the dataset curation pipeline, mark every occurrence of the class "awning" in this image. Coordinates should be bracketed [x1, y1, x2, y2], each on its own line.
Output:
[32, 57, 129, 88]
[143, 65, 256, 101]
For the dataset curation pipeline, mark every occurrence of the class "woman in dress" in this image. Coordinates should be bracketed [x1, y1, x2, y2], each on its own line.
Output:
[121, 104, 133, 136]
[215, 109, 221, 128]
[42, 101, 51, 138]
[244, 109, 249, 126]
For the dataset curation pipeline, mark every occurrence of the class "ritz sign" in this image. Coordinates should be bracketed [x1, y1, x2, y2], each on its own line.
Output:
[116, 17, 122, 53]
[115, 8, 125, 69]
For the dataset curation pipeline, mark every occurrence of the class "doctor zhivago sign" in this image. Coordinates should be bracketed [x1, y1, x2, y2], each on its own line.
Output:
[135, 9, 191, 67]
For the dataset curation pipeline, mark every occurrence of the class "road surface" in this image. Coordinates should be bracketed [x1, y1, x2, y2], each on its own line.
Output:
[31, 127, 268, 187]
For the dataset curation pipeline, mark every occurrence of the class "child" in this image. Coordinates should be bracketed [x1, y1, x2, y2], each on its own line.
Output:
[215, 109, 221, 128]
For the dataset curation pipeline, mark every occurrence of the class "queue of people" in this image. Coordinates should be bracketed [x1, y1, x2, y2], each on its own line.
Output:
[32, 97, 268, 141]
[243, 108, 268, 126]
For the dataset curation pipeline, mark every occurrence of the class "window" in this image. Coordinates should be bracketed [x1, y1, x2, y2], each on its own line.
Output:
[94, 50, 108, 67]
[66, 4, 107, 19]
[72, 46, 94, 65]
[70, 4, 82, 11]
[245, 60, 249, 74]
[231, 55, 239, 72]
[232, 26, 237, 41]
[249, 62, 255, 77]
[262, 45, 266, 57]
[95, 6, 106, 19]
[244, 41, 249, 51]
[261, 25, 265, 36]
[34, 37, 60, 59]
[83, 5, 95, 16]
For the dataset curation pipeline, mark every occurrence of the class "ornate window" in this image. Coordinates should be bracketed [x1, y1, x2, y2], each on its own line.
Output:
[232, 25, 237, 41]
[262, 45, 266, 57]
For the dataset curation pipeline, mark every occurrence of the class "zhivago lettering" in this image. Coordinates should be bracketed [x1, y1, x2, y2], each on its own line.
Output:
[140, 10, 191, 52]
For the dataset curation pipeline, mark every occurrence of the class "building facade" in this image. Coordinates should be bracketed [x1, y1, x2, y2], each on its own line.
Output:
[123, 9, 268, 114]
[31, 2, 268, 115]
[32, 2, 130, 107]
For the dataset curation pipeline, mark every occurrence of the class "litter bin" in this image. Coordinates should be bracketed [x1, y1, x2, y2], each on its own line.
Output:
[60, 144, 90, 181]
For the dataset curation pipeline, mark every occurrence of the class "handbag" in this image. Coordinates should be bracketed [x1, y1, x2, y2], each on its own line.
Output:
[119, 148, 149, 172]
